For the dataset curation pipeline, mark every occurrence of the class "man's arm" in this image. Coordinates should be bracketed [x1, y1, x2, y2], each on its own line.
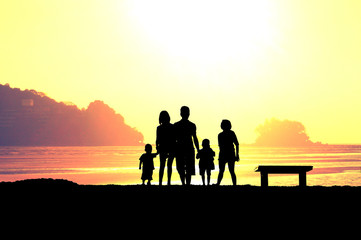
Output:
[194, 135, 199, 152]
[193, 125, 199, 152]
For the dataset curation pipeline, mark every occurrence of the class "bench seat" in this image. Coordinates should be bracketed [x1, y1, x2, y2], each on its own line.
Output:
[255, 165, 313, 187]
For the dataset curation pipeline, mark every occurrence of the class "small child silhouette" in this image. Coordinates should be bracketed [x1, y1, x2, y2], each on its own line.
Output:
[139, 144, 158, 185]
[196, 139, 215, 186]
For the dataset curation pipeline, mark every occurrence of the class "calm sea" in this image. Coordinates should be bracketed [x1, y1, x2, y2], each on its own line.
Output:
[0, 145, 361, 186]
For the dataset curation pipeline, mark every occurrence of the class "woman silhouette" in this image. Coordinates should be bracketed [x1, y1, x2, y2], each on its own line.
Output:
[156, 111, 176, 185]
[216, 120, 239, 186]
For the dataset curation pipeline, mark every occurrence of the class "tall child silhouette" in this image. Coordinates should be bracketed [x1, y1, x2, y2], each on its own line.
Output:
[174, 106, 199, 185]
[216, 120, 239, 186]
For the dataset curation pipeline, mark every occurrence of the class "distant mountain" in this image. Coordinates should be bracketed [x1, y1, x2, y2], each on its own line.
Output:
[0, 84, 143, 146]
[254, 118, 322, 147]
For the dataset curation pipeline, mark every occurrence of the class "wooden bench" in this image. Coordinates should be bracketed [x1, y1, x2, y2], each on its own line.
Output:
[255, 165, 313, 187]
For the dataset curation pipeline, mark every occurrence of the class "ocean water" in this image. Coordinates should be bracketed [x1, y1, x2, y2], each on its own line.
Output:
[0, 145, 361, 186]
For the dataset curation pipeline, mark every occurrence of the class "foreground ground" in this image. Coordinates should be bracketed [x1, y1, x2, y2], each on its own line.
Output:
[2, 178, 361, 203]
[1, 178, 360, 235]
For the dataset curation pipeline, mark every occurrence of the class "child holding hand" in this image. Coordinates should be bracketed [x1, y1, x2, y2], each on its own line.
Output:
[139, 144, 158, 185]
[196, 139, 215, 186]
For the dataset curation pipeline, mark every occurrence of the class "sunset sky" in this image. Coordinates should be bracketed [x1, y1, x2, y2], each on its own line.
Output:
[1, 0, 361, 145]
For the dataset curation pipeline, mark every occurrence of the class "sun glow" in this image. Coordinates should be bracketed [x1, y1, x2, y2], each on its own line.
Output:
[3, 1, 361, 145]
[128, 0, 277, 66]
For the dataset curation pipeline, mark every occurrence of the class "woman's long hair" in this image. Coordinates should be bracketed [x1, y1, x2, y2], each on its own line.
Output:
[159, 111, 170, 125]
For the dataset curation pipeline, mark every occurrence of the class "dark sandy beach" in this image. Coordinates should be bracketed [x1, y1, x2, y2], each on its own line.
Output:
[2, 178, 360, 235]
[2, 178, 361, 204]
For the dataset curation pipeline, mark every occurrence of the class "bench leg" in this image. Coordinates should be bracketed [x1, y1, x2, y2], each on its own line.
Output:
[299, 172, 307, 187]
[261, 172, 268, 187]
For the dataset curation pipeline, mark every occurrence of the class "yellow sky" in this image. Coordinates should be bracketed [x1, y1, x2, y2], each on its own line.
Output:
[1, 0, 361, 144]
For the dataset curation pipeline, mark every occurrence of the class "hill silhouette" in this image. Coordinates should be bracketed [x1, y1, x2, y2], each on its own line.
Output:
[254, 118, 322, 147]
[0, 84, 143, 146]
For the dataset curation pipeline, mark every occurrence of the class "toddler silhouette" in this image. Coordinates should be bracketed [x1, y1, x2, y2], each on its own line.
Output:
[139, 144, 158, 185]
[196, 139, 215, 185]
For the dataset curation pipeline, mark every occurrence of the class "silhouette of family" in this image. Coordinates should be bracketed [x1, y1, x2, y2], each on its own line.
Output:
[139, 106, 239, 186]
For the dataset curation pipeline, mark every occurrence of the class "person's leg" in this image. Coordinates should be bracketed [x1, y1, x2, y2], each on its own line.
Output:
[228, 161, 237, 186]
[217, 161, 226, 185]
[176, 154, 186, 185]
[186, 173, 192, 185]
[159, 153, 166, 185]
[207, 169, 211, 185]
[167, 154, 174, 185]
[184, 150, 195, 186]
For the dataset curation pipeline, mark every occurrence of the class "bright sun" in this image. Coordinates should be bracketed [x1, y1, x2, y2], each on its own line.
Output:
[128, 0, 277, 66]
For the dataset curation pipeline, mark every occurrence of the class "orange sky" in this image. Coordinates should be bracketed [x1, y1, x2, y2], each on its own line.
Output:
[1, 0, 361, 144]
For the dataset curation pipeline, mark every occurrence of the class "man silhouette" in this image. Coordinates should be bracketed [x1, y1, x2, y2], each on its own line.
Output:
[174, 106, 199, 185]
